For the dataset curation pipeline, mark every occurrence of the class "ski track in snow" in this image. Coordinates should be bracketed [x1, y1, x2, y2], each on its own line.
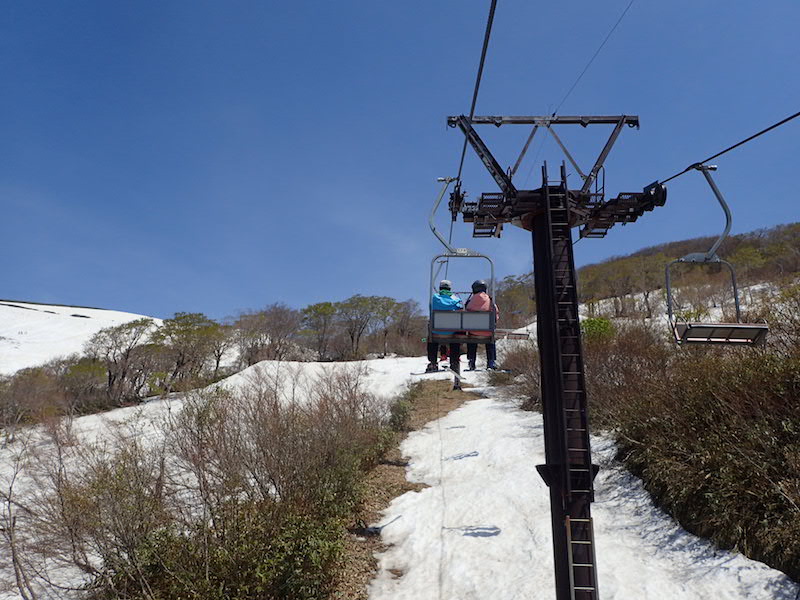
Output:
[369, 386, 799, 600]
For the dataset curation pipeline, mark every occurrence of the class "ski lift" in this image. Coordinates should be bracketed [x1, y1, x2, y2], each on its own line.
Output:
[428, 178, 497, 346]
[428, 251, 496, 345]
[665, 165, 768, 345]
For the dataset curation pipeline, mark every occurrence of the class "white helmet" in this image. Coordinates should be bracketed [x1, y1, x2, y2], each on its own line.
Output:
[439, 279, 452, 291]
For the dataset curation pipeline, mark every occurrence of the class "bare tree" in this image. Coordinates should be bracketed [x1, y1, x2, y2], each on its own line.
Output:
[234, 303, 302, 366]
[335, 295, 381, 358]
[301, 302, 337, 360]
[84, 318, 155, 405]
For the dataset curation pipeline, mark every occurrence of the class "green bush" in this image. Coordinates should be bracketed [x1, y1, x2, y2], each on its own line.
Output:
[580, 317, 615, 343]
[389, 398, 412, 432]
[117, 506, 343, 600]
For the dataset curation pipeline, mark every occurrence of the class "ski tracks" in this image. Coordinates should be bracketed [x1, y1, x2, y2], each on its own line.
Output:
[368, 394, 800, 600]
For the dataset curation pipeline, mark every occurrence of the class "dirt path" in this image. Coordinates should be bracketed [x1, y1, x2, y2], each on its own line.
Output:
[332, 379, 480, 599]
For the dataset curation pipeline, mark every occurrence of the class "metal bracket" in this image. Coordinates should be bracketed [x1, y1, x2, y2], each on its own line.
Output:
[449, 114, 638, 198]
[450, 115, 517, 196]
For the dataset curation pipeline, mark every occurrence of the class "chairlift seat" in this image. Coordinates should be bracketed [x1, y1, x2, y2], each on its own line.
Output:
[429, 309, 496, 344]
[672, 321, 768, 346]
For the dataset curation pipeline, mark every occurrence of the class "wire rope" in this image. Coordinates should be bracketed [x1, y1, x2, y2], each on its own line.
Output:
[455, 0, 499, 184]
[444, 0, 498, 273]
[660, 109, 800, 184]
[517, 1, 634, 185]
[552, 0, 636, 115]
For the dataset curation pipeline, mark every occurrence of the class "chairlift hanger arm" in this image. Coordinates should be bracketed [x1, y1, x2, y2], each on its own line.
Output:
[695, 165, 732, 261]
[429, 177, 458, 254]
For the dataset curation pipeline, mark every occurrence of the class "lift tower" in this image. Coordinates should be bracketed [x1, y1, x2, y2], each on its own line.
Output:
[447, 114, 666, 600]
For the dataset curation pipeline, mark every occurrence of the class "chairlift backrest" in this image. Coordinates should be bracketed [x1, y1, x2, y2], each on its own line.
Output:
[431, 309, 495, 332]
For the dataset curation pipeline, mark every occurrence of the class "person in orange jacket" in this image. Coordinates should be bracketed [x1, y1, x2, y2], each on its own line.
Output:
[465, 279, 499, 370]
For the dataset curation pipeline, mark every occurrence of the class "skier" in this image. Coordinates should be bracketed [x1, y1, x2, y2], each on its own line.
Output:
[465, 279, 499, 370]
[426, 279, 463, 373]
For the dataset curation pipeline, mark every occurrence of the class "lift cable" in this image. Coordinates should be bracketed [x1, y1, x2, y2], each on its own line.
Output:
[552, 0, 635, 115]
[455, 0, 499, 184]
[660, 109, 800, 184]
[445, 0, 498, 278]
[519, 0, 634, 188]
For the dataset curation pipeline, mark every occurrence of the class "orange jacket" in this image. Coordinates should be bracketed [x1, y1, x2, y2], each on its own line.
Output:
[465, 292, 499, 337]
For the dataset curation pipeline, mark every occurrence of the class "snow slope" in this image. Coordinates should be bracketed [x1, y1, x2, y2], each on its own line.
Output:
[0, 301, 160, 375]
[0, 352, 796, 599]
[369, 386, 799, 599]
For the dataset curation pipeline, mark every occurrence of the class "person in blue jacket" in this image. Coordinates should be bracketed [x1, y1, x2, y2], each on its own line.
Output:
[426, 279, 463, 373]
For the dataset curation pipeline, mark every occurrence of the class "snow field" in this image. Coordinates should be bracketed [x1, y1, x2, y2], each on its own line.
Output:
[1, 336, 798, 599]
[0, 301, 161, 375]
[369, 388, 799, 600]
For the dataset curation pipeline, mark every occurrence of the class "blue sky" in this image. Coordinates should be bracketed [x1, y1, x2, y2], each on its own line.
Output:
[1, 1, 798, 320]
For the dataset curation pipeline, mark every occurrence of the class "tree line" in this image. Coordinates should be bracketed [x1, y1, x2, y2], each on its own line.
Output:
[0, 295, 426, 430]
[492, 221, 800, 324]
[576, 221, 800, 318]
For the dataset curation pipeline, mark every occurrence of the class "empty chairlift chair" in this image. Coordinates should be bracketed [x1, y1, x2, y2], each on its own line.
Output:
[665, 165, 768, 346]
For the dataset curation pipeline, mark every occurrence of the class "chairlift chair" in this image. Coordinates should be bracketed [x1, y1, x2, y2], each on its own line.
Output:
[428, 251, 497, 346]
[665, 165, 768, 346]
[427, 177, 498, 346]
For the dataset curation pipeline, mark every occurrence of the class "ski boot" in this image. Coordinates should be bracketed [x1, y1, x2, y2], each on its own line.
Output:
[487, 361, 498, 370]
[467, 360, 476, 371]
[425, 362, 439, 373]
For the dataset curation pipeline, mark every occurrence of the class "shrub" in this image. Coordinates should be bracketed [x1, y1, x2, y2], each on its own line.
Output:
[580, 317, 615, 343]
[5, 365, 393, 599]
[496, 340, 540, 410]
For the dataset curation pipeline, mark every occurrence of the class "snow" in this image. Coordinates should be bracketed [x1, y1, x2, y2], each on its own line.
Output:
[0, 301, 161, 375]
[369, 386, 799, 599]
[216, 356, 441, 403]
[1, 317, 797, 599]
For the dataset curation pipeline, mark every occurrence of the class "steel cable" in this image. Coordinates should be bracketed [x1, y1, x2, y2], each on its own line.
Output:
[455, 0, 498, 184]
[660, 109, 800, 184]
[552, 0, 636, 115]
[446, 0, 498, 269]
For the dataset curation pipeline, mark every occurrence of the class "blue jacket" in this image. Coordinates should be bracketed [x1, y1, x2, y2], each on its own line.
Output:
[432, 292, 463, 311]
[431, 291, 462, 334]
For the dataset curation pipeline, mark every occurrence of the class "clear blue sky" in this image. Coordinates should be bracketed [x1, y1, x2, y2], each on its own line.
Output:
[1, 1, 798, 320]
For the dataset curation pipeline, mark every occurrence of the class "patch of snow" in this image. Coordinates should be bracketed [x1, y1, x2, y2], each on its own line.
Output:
[1, 347, 796, 599]
[0, 301, 160, 375]
[369, 391, 798, 600]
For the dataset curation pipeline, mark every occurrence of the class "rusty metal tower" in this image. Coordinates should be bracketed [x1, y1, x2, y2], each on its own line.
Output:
[447, 113, 666, 600]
